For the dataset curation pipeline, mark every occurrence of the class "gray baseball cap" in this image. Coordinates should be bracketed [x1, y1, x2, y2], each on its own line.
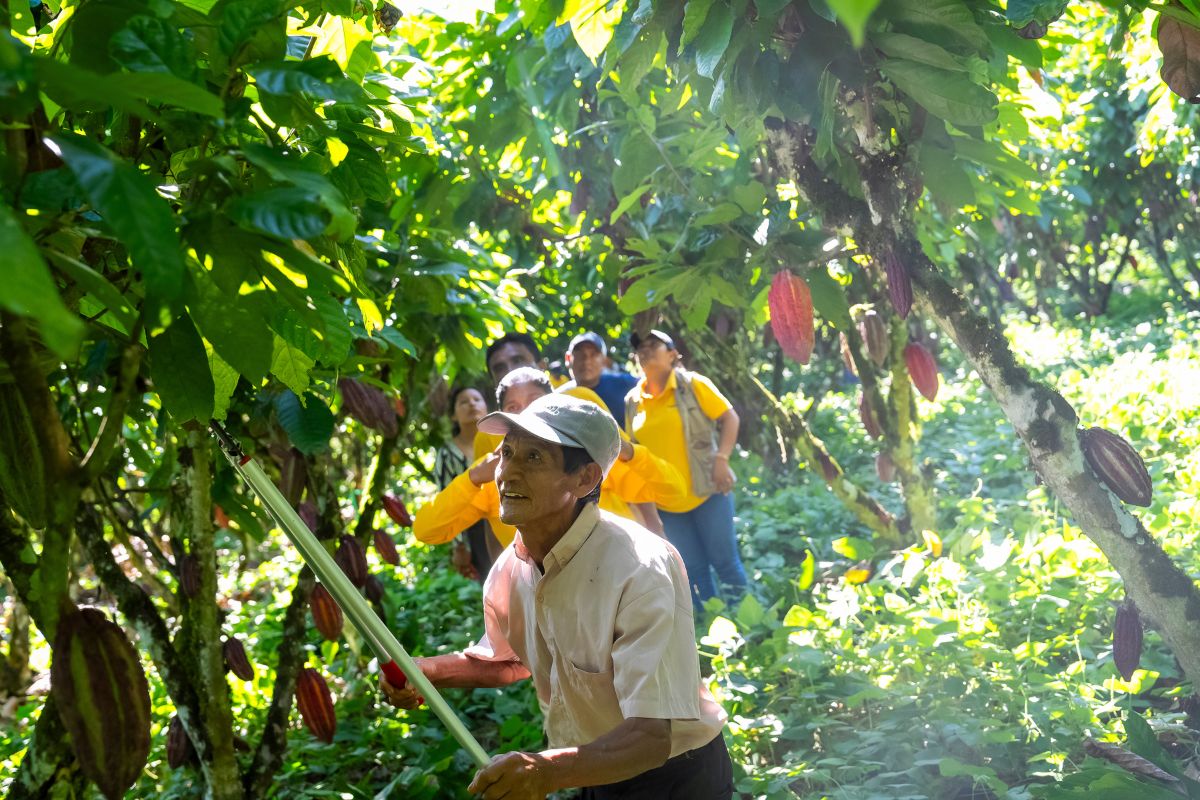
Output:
[568, 331, 607, 356]
[478, 392, 620, 477]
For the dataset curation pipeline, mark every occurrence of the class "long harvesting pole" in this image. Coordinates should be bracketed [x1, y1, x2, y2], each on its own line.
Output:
[209, 422, 490, 768]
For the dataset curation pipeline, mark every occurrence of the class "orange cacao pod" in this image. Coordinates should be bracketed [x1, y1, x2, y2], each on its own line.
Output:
[1112, 600, 1143, 681]
[768, 270, 814, 365]
[904, 343, 939, 401]
[223, 637, 254, 681]
[1080, 427, 1153, 507]
[335, 535, 368, 588]
[295, 668, 336, 744]
[382, 494, 412, 527]
[373, 529, 399, 566]
[310, 584, 344, 641]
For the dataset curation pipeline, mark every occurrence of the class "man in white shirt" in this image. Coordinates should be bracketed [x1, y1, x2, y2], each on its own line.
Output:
[381, 393, 731, 799]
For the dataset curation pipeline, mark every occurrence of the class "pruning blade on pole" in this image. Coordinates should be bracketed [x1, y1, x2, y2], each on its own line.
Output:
[209, 421, 490, 768]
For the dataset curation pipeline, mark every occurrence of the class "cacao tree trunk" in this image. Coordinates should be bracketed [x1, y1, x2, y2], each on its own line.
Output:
[2, 587, 31, 694]
[883, 321, 936, 536]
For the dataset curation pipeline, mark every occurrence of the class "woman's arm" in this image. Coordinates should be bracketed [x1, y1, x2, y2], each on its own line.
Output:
[712, 407, 739, 493]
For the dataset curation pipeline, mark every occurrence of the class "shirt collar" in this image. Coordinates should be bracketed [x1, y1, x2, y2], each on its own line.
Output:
[637, 370, 677, 400]
[511, 502, 601, 572]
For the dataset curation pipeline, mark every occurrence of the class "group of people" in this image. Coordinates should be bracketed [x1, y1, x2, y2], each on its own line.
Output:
[383, 329, 747, 798]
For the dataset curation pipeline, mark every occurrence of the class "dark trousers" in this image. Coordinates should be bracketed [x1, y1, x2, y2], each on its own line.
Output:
[577, 733, 734, 799]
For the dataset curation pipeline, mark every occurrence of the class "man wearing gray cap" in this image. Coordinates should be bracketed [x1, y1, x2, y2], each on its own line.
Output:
[559, 331, 638, 428]
[381, 393, 732, 799]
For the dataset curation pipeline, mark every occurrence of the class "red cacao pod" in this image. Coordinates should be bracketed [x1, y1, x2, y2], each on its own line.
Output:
[365, 574, 385, 604]
[295, 668, 336, 744]
[768, 270, 814, 365]
[278, 447, 307, 507]
[298, 501, 319, 533]
[884, 250, 913, 319]
[310, 584, 344, 641]
[178, 554, 200, 598]
[858, 310, 888, 367]
[904, 343, 939, 401]
[166, 714, 196, 770]
[1079, 427, 1153, 507]
[223, 637, 254, 681]
[382, 494, 412, 527]
[876, 452, 896, 483]
[1112, 599, 1143, 681]
[52, 608, 152, 800]
[859, 393, 883, 440]
[373, 529, 399, 566]
[335, 535, 368, 588]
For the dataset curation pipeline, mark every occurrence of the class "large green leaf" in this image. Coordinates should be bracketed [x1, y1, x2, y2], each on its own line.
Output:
[207, 344, 240, 421]
[149, 314, 215, 422]
[693, 1, 732, 78]
[806, 267, 852, 330]
[880, 59, 998, 127]
[274, 390, 335, 455]
[679, 0, 715, 52]
[919, 143, 976, 209]
[270, 336, 315, 396]
[1005, 0, 1067, 27]
[49, 133, 185, 314]
[228, 187, 329, 240]
[0, 205, 84, 358]
[884, 0, 990, 53]
[185, 267, 273, 383]
[871, 32, 968, 72]
[827, 0, 882, 47]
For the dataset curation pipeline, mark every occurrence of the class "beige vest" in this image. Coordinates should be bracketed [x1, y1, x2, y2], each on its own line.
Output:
[627, 368, 718, 498]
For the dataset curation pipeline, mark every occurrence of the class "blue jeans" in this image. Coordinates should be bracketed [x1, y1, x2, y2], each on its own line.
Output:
[660, 493, 748, 611]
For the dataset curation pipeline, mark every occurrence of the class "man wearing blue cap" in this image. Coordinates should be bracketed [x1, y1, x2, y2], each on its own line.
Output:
[381, 393, 732, 799]
[559, 331, 638, 429]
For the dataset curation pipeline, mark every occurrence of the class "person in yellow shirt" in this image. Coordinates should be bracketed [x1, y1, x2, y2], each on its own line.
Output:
[413, 367, 687, 549]
[625, 329, 748, 611]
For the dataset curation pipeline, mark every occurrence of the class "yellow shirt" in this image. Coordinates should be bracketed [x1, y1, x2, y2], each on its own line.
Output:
[629, 371, 732, 513]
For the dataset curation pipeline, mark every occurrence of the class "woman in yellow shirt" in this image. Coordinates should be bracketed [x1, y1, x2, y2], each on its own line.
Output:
[626, 330, 748, 611]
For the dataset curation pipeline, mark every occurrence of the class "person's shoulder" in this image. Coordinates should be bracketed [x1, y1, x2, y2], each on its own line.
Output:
[556, 380, 578, 392]
[593, 511, 678, 572]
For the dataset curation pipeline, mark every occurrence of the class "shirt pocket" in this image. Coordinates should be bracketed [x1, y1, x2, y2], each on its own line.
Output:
[547, 659, 625, 746]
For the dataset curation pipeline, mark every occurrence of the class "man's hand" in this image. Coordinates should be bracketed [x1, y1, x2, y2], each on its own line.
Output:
[618, 437, 634, 462]
[711, 456, 736, 494]
[451, 542, 479, 580]
[469, 452, 501, 487]
[468, 751, 553, 800]
[380, 660, 427, 709]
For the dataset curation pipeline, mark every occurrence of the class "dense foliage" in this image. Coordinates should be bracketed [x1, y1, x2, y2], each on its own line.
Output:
[2, 0, 1199, 797]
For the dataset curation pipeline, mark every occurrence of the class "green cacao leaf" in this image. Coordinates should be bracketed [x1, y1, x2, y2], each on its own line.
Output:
[871, 32, 969, 72]
[827, 0, 883, 47]
[270, 336, 315, 396]
[48, 133, 185, 314]
[228, 187, 329, 240]
[806, 267, 853, 330]
[0, 205, 84, 358]
[185, 266, 273, 383]
[274, 390, 335, 455]
[149, 315, 215, 422]
[880, 59, 998, 127]
[884, 0, 990, 54]
[1005, 0, 1068, 27]
[693, 1, 732, 78]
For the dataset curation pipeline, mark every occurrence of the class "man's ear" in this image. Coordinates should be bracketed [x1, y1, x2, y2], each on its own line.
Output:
[572, 462, 604, 499]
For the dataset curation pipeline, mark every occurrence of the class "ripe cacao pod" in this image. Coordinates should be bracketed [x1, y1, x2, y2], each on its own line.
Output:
[223, 637, 254, 681]
[295, 667, 336, 744]
[768, 270, 815, 365]
[1112, 599, 1143, 681]
[0, 384, 48, 528]
[394, 395, 407, 419]
[876, 452, 896, 483]
[884, 250, 913, 319]
[857, 310, 888, 367]
[178, 554, 200, 598]
[365, 574, 385, 604]
[279, 447, 307, 507]
[339, 378, 399, 438]
[52, 608, 152, 800]
[904, 343, 939, 401]
[298, 501, 319, 533]
[382, 494, 412, 527]
[373, 529, 399, 566]
[335, 535, 368, 588]
[859, 393, 883, 439]
[1079, 427, 1153, 507]
[310, 584, 344, 641]
[213, 505, 230, 529]
[166, 714, 196, 769]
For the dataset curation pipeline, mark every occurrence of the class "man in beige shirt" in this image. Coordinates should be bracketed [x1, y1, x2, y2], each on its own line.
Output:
[381, 393, 731, 799]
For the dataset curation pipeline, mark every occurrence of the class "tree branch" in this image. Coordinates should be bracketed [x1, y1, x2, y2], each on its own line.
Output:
[80, 336, 143, 482]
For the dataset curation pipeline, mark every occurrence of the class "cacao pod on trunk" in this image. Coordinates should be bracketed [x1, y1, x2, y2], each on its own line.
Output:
[768, 270, 814, 365]
[373, 529, 399, 566]
[213, 505, 230, 529]
[1079, 427, 1153, 507]
[0, 384, 48, 528]
[335, 535, 368, 588]
[904, 343, 939, 401]
[859, 393, 883, 439]
[876, 452, 896, 483]
[52, 608, 152, 800]
[339, 378, 399, 437]
[839, 333, 857, 376]
[365, 574, 385, 604]
[1112, 599, 1143, 681]
[857, 310, 888, 367]
[813, 450, 838, 483]
[279, 447, 307, 507]
[884, 250, 913, 319]
[178, 554, 200, 598]
[310, 584, 344, 641]
[382, 494, 412, 527]
[298, 501, 319, 533]
[223, 637, 254, 681]
[166, 714, 196, 769]
[296, 667, 336, 744]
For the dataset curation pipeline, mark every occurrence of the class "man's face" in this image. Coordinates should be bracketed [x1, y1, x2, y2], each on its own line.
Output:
[495, 431, 583, 526]
[501, 382, 551, 414]
[567, 342, 605, 388]
[487, 343, 538, 383]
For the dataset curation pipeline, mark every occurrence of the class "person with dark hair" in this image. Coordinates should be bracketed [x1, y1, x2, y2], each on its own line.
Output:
[433, 385, 501, 581]
[559, 331, 638, 428]
[484, 332, 542, 383]
[382, 394, 733, 799]
[625, 329, 749, 611]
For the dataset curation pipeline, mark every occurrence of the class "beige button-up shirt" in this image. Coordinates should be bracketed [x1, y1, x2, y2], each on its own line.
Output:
[464, 502, 726, 758]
